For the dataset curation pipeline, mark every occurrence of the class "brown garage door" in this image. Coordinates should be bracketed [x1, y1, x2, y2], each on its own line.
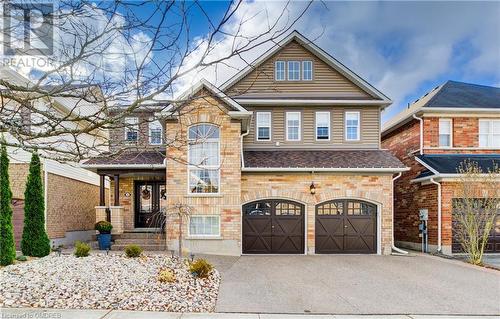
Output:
[315, 199, 377, 254]
[243, 199, 304, 254]
[452, 200, 500, 253]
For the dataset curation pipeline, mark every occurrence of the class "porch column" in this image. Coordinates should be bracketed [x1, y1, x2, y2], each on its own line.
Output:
[114, 174, 120, 206]
[99, 174, 106, 206]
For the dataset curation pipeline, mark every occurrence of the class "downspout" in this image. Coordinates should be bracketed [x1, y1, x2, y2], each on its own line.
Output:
[412, 114, 423, 155]
[430, 178, 442, 253]
[391, 172, 408, 255]
[43, 159, 48, 231]
[240, 124, 250, 168]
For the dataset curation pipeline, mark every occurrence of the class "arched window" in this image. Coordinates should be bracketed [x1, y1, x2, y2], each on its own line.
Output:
[188, 124, 220, 194]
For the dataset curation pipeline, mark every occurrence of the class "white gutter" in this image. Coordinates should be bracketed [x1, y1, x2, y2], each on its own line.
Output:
[413, 114, 424, 155]
[391, 172, 408, 255]
[80, 164, 166, 169]
[43, 159, 48, 231]
[242, 167, 410, 173]
[430, 177, 442, 253]
[235, 99, 391, 106]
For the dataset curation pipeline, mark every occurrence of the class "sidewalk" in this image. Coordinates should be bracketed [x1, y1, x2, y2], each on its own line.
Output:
[1, 308, 498, 319]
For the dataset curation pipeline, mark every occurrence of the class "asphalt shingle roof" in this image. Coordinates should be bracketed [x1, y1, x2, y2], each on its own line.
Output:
[424, 81, 500, 109]
[84, 151, 165, 166]
[416, 154, 500, 174]
[243, 150, 406, 169]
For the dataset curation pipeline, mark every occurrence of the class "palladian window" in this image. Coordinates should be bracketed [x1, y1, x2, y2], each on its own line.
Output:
[188, 124, 220, 194]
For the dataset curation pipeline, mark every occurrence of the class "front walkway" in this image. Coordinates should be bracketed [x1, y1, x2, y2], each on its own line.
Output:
[208, 253, 500, 315]
[1, 308, 499, 319]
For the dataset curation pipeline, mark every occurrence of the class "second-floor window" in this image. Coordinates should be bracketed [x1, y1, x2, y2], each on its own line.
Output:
[287, 61, 300, 81]
[302, 61, 313, 80]
[286, 112, 301, 141]
[149, 120, 163, 145]
[256, 112, 271, 140]
[479, 119, 500, 148]
[275, 61, 285, 81]
[188, 124, 220, 194]
[439, 119, 452, 147]
[345, 111, 360, 141]
[125, 117, 139, 142]
[315, 111, 330, 140]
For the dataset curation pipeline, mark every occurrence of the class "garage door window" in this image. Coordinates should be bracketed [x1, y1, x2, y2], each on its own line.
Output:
[244, 202, 271, 216]
[275, 202, 302, 215]
[317, 201, 343, 215]
[347, 201, 376, 215]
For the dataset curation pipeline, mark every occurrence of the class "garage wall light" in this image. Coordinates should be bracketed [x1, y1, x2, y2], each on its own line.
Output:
[310, 182, 316, 195]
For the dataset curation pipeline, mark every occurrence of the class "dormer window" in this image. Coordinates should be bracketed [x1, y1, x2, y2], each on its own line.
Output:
[275, 61, 285, 81]
[125, 117, 139, 142]
[287, 61, 301, 81]
[302, 61, 313, 80]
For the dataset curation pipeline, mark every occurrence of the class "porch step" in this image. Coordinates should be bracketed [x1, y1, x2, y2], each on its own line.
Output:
[111, 243, 167, 251]
[114, 232, 164, 240]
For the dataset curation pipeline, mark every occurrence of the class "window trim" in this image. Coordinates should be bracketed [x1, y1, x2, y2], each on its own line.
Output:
[187, 215, 221, 237]
[148, 120, 163, 145]
[124, 117, 139, 142]
[275, 60, 285, 81]
[286, 111, 302, 141]
[287, 61, 301, 81]
[302, 60, 313, 81]
[345, 111, 361, 141]
[315, 111, 330, 141]
[438, 118, 453, 148]
[187, 124, 221, 195]
[256, 111, 272, 141]
[479, 119, 500, 148]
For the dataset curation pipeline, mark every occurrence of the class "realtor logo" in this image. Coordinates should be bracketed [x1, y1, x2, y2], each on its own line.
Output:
[2, 1, 54, 56]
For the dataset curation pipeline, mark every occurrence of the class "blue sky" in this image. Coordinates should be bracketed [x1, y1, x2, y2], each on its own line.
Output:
[179, 1, 500, 123]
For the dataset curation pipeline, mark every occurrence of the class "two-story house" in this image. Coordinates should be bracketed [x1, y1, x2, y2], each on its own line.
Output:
[382, 81, 500, 255]
[83, 31, 407, 255]
[0, 67, 109, 248]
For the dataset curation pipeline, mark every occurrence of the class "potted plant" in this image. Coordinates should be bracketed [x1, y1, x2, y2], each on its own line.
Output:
[95, 221, 113, 250]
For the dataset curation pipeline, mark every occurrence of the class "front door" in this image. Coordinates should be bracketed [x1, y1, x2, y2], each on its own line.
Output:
[242, 199, 305, 254]
[135, 181, 166, 228]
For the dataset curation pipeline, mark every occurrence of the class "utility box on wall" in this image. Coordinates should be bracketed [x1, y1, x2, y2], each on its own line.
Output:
[419, 209, 428, 221]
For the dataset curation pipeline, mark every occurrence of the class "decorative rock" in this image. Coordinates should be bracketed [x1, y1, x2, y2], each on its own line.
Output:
[0, 253, 220, 312]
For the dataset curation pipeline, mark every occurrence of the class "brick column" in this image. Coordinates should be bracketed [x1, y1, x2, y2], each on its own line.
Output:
[110, 206, 124, 234]
[95, 206, 107, 223]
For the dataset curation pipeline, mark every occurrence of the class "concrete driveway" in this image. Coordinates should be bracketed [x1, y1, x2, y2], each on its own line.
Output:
[207, 254, 500, 315]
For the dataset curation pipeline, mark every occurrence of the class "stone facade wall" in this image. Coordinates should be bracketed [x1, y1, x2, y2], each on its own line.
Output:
[165, 90, 242, 255]
[46, 173, 102, 239]
[241, 172, 394, 255]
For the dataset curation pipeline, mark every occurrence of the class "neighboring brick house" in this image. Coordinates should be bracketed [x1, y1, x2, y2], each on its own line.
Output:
[1, 67, 109, 248]
[382, 81, 500, 254]
[83, 31, 407, 256]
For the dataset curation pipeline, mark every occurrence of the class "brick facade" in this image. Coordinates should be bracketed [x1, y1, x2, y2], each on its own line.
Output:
[382, 115, 500, 254]
[242, 172, 394, 255]
[164, 91, 242, 255]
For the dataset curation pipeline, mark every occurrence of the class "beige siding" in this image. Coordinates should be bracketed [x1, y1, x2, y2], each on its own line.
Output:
[244, 106, 380, 149]
[227, 40, 372, 99]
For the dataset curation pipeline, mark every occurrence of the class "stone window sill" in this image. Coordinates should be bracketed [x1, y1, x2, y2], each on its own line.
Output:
[184, 194, 223, 198]
[186, 236, 223, 240]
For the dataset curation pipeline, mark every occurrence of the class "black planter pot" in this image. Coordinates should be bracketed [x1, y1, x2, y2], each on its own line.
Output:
[97, 233, 112, 250]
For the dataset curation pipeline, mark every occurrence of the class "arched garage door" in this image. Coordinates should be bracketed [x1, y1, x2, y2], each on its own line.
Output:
[316, 199, 377, 254]
[243, 199, 304, 254]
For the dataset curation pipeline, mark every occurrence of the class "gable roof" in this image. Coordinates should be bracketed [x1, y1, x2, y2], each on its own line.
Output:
[382, 80, 500, 136]
[220, 31, 391, 104]
[174, 79, 250, 116]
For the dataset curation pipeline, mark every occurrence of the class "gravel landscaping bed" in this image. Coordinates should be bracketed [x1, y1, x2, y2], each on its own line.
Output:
[0, 253, 220, 312]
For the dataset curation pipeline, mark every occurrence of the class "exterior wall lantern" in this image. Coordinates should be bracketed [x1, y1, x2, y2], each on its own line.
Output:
[310, 182, 316, 195]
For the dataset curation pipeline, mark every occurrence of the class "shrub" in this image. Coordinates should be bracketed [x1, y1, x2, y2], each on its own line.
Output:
[189, 258, 213, 278]
[95, 221, 113, 234]
[158, 268, 175, 283]
[124, 244, 143, 258]
[0, 142, 16, 266]
[21, 152, 50, 257]
[15, 255, 28, 262]
[74, 241, 91, 257]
